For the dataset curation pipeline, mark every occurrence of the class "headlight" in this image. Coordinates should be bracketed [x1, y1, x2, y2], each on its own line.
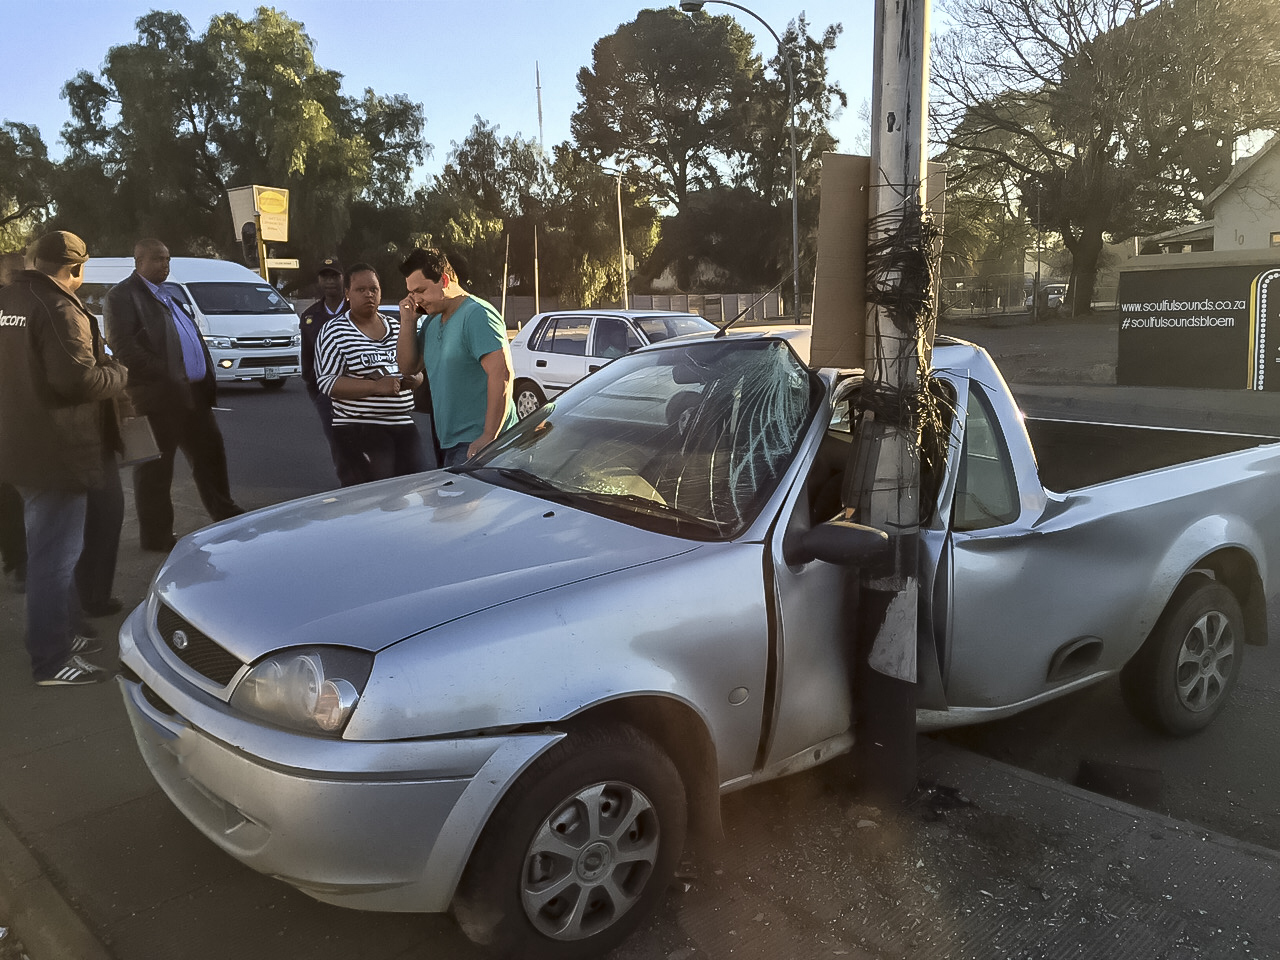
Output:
[205, 336, 234, 350]
[230, 647, 374, 736]
[290, 333, 302, 347]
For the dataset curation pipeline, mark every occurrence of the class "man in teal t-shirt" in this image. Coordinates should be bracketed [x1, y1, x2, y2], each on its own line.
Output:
[396, 248, 517, 467]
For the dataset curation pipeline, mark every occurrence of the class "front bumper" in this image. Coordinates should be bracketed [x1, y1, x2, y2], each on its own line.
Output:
[209, 351, 300, 382]
[118, 603, 561, 912]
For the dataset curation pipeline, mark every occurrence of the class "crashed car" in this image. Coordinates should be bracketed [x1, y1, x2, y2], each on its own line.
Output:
[119, 329, 1278, 958]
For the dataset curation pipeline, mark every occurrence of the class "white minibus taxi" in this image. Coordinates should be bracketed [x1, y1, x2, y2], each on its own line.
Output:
[80, 257, 302, 389]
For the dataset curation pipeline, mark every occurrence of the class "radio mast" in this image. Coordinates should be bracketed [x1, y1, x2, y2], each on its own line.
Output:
[536, 61, 545, 152]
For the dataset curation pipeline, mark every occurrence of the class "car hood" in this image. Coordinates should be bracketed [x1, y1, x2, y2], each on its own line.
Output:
[153, 471, 697, 662]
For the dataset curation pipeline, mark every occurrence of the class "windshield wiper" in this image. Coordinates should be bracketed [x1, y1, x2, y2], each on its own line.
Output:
[568, 490, 721, 535]
[459, 466, 570, 499]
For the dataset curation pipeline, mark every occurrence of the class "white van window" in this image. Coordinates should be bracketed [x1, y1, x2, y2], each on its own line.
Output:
[186, 282, 294, 315]
[79, 283, 112, 317]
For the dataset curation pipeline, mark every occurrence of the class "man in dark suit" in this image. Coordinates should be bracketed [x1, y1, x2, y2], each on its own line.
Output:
[104, 239, 243, 551]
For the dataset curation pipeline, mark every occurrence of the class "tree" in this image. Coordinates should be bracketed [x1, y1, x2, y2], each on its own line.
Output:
[573, 8, 845, 300]
[572, 7, 758, 209]
[541, 144, 660, 307]
[0, 122, 55, 250]
[55, 7, 428, 265]
[933, 0, 1280, 314]
[729, 15, 846, 208]
[418, 119, 553, 295]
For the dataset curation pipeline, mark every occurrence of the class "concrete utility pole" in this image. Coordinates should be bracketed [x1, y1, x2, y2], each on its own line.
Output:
[847, 0, 933, 802]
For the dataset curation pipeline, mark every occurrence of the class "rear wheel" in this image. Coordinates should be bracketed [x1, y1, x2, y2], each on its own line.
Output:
[453, 724, 686, 959]
[1120, 574, 1244, 736]
[515, 380, 547, 419]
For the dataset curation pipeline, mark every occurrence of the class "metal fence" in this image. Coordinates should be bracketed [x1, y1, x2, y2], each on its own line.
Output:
[496, 292, 787, 330]
[629, 293, 785, 325]
[940, 273, 1030, 317]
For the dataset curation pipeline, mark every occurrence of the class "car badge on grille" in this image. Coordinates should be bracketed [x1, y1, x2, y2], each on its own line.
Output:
[172, 629, 190, 651]
[263, 338, 275, 346]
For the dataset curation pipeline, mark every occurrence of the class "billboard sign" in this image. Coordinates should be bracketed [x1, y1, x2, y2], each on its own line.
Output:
[226, 184, 290, 244]
[1116, 262, 1280, 390]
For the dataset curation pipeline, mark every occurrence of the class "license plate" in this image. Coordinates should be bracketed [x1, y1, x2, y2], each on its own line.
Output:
[264, 367, 281, 380]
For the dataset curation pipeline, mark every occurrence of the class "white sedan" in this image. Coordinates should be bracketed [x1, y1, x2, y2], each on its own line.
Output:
[509, 309, 717, 418]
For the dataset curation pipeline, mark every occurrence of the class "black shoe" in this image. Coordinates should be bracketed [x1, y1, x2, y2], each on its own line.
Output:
[70, 634, 104, 656]
[83, 597, 124, 617]
[141, 535, 177, 552]
[36, 655, 108, 686]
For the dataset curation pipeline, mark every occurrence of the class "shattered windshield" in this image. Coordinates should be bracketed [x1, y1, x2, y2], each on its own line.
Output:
[462, 338, 821, 539]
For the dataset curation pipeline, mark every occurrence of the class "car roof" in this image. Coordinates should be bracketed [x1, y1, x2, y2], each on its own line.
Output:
[81, 257, 271, 285]
[525, 309, 704, 322]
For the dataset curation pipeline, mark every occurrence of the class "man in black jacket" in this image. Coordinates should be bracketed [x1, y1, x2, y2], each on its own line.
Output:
[104, 239, 243, 551]
[299, 256, 347, 479]
[0, 231, 130, 685]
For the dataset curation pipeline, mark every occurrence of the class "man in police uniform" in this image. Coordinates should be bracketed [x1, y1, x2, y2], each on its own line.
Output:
[0, 231, 129, 685]
[299, 257, 347, 478]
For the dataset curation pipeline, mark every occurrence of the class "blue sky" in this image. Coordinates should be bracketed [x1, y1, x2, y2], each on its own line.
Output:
[0, 0, 875, 182]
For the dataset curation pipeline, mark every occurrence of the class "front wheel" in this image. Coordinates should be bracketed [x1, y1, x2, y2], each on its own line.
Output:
[1120, 574, 1244, 736]
[453, 724, 686, 960]
[514, 380, 547, 419]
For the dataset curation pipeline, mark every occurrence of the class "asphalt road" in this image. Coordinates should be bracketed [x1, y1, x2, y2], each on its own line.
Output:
[205, 317, 1280, 857]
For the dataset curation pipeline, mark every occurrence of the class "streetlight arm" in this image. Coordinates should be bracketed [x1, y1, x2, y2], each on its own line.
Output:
[680, 0, 780, 46]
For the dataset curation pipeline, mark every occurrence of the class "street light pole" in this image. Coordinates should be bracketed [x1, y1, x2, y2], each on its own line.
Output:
[679, 0, 801, 317]
[617, 172, 629, 309]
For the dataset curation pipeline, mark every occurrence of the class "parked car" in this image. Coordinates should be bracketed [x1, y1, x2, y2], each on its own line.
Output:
[509, 308, 718, 418]
[1024, 282, 1069, 313]
[118, 329, 1278, 958]
[82, 257, 302, 389]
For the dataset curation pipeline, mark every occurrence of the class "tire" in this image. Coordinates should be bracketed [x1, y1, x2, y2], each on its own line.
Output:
[453, 724, 687, 960]
[260, 378, 288, 391]
[514, 380, 547, 419]
[1120, 575, 1244, 736]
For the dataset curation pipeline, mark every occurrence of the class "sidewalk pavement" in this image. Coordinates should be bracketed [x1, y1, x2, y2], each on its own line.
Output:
[1, 407, 1278, 959]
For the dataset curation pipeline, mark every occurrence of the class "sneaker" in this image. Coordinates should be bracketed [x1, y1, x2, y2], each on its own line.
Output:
[70, 634, 103, 656]
[37, 655, 107, 686]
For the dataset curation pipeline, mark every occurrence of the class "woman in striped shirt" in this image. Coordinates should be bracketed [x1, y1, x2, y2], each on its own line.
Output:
[314, 263, 427, 485]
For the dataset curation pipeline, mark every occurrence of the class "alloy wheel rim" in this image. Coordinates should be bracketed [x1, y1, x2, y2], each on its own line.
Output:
[1175, 609, 1236, 712]
[520, 780, 660, 941]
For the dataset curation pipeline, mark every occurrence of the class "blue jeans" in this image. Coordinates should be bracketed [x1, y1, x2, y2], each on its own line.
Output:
[441, 443, 471, 468]
[18, 487, 87, 680]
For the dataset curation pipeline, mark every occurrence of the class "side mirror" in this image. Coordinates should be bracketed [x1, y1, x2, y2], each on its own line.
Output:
[787, 520, 891, 568]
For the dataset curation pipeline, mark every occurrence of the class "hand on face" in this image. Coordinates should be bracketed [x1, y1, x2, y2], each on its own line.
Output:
[404, 269, 447, 318]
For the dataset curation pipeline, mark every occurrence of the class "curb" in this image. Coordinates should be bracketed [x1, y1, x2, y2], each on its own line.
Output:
[0, 811, 112, 960]
[923, 741, 1280, 865]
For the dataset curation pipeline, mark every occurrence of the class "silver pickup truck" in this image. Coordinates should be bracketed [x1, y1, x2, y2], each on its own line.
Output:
[118, 331, 1279, 959]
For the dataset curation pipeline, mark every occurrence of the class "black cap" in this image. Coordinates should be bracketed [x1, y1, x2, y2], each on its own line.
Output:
[317, 257, 342, 275]
[30, 230, 89, 265]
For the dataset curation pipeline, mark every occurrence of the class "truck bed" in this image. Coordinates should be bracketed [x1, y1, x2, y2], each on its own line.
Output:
[1025, 418, 1279, 492]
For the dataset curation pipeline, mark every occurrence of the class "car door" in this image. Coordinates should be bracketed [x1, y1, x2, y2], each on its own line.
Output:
[760, 379, 864, 768]
[587, 316, 643, 374]
[939, 381, 1105, 712]
[529, 314, 592, 396]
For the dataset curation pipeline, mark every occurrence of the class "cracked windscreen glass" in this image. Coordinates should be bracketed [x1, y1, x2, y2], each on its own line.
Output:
[462, 338, 821, 539]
